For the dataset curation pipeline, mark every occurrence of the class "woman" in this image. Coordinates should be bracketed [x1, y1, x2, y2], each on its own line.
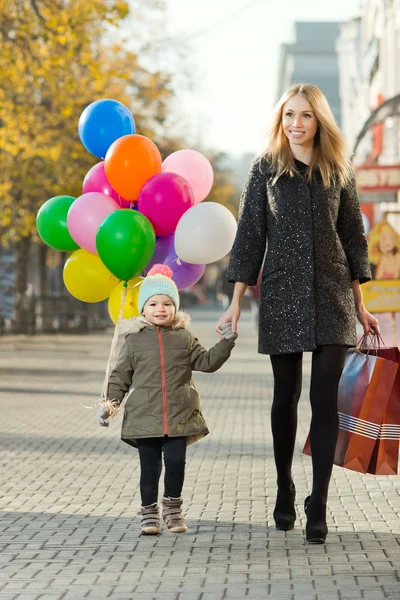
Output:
[369, 220, 400, 280]
[368, 220, 400, 344]
[218, 83, 379, 544]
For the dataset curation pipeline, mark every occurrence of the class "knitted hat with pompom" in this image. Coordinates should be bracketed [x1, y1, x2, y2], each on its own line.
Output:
[138, 264, 180, 314]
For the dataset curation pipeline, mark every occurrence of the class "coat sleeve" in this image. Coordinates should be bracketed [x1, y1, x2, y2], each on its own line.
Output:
[226, 159, 268, 286]
[190, 335, 235, 373]
[337, 173, 372, 284]
[107, 337, 134, 404]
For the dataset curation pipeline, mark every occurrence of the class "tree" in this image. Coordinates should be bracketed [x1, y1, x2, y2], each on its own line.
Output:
[0, 0, 179, 331]
[206, 152, 238, 217]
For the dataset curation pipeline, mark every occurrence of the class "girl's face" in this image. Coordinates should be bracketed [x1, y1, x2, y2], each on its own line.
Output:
[143, 294, 175, 326]
[379, 229, 396, 254]
[282, 94, 318, 150]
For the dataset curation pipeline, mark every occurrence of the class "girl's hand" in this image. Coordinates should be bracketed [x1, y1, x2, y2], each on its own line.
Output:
[216, 303, 241, 337]
[356, 306, 380, 335]
[97, 404, 110, 427]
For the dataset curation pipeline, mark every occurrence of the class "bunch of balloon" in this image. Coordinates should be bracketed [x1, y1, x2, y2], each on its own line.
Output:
[36, 99, 159, 323]
[36, 98, 238, 329]
[142, 149, 238, 285]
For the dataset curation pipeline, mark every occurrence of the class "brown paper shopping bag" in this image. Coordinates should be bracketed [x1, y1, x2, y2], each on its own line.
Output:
[360, 344, 400, 475]
[303, 348, 398, 474]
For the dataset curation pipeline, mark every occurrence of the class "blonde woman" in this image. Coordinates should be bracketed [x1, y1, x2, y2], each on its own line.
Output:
[217, 84, 379, 544]
[368, 221, 400, 345]
[368, 221, 400, 280]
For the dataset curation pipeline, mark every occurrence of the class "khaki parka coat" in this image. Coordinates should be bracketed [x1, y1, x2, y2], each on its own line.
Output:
[107, 312, 235, 447]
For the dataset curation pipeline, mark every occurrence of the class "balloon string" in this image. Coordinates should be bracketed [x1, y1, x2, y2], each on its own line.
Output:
[100, 283, 128, 402]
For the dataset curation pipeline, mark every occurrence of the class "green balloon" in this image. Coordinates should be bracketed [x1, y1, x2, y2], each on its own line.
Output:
[36, 195, 79, 251]
[96, 209, 156, 281]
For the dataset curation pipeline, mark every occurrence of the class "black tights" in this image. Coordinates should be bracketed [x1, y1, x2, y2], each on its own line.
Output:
[136, 436, 187, 506]
[270, 345, 347, 504]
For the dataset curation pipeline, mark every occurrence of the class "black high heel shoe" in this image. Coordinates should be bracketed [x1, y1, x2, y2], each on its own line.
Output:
[273, 484, 296, 531]
[304, 496, 328, 544]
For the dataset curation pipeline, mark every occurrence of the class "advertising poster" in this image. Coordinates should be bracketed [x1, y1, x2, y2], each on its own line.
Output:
[363, 220, 400, 344]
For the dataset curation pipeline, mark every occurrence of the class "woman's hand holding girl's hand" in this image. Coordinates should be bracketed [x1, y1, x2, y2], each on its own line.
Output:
[356, 305, 380, 335]
[216, 303, 241, 337]
[218, 322, 238, 341]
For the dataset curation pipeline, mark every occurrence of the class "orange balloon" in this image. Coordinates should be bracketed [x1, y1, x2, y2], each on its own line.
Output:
[104, 134, 162, 201]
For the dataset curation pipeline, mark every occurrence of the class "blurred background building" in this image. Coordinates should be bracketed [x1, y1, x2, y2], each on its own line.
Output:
[337, 0, 400, 231]
[277, 21, 342, 126]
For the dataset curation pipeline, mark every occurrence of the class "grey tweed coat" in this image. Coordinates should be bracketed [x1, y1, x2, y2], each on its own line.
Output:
[227, 158, 371, 355]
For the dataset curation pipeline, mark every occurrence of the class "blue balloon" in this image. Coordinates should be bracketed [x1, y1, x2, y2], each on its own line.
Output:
[78, 99, 136, 159]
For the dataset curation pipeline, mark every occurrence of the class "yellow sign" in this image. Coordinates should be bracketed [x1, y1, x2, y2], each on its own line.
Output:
[363, 279, 400, 313]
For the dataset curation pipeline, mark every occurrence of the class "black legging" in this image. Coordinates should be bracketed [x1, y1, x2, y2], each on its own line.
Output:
[270, 345, 348, 503]
[136, 436, 187, 506]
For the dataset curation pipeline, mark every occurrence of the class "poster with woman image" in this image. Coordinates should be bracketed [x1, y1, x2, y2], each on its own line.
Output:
[363, 221, 400, 344]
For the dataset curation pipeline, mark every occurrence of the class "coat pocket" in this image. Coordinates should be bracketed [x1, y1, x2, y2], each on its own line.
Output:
[332, 259, 352, 285]
[262, 266, 284, 280]
[179, 384, 200, 424]
[334, 259, 350, 268]
[122, 389, 153, 431]
[336, 235, 349, 266]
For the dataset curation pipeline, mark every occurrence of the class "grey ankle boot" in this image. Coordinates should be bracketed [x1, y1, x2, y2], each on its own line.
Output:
[162, 496, 188, 533]
[139, 502, 161, 535]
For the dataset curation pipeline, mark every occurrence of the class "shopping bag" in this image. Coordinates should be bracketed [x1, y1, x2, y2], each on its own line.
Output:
[359, 344, 400, 475]
[303, 347, 398, 474]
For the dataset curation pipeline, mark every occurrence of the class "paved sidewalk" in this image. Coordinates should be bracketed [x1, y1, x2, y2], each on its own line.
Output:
[0, 309, 399, 600]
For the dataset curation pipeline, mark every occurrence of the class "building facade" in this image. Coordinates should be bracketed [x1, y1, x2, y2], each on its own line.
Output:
[337, 0, 400, 343]
[277, 21, 342, 126]
[336, 0, 400, 229]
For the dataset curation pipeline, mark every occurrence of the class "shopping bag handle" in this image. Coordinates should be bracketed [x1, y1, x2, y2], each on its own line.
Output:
[356, 330, 386, 354]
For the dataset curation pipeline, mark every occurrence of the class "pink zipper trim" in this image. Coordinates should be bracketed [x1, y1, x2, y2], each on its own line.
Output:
[157, 327, 168, 434]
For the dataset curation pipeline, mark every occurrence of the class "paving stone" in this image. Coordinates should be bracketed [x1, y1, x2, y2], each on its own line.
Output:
[1, 310, 399, 600]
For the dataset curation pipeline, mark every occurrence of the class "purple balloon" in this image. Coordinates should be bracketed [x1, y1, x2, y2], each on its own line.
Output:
[145, 233, 205, 289]
[172, 260, 206, 289]
[82, 162, 131, 208]
[145, 233, 175, 270]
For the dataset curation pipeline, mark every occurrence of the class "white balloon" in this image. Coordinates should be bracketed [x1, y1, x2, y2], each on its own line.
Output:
[174, 202, 237, 264]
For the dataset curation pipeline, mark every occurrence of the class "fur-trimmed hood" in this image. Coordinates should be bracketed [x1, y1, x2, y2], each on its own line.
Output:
[119, 310, 192, 335]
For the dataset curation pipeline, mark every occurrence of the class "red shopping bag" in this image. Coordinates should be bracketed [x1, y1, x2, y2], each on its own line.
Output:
[303, 348, 398, 474]
[360, 344, 400, 475]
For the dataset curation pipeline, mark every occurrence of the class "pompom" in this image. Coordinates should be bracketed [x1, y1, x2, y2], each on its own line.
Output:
[147, 263, 173, 278]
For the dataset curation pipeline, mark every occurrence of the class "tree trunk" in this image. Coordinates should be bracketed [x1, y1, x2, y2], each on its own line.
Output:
[58, 252, 69, 332]
[13, 236, 35, 334]
[38, 244, 54, 332]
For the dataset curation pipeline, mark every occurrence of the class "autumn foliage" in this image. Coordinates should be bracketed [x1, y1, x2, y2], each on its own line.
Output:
[0, 0, 178, 244]
[0, 0, 237, 332]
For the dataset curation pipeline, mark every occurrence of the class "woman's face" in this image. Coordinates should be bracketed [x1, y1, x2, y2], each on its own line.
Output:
[282, 94, 318, 149]
[379, 229, 396, 254]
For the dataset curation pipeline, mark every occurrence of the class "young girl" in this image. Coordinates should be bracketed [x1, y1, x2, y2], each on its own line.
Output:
[97, 264, 237, 535]
[218, 83, 379, 544]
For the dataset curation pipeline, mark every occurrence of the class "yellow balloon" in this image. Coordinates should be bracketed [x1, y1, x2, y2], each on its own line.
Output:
[63, 249, 118, 303]
[108, 276, 144, 324]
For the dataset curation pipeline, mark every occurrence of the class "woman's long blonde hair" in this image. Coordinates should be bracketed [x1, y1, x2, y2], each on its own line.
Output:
[262, 83, 352, 188]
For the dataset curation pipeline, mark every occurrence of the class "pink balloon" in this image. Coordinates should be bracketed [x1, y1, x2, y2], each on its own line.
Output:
[162, 149, 214, 204]
[82, 162, 131, 208]
[137, 172, 194, 236]
[67, 192, 119, 254]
